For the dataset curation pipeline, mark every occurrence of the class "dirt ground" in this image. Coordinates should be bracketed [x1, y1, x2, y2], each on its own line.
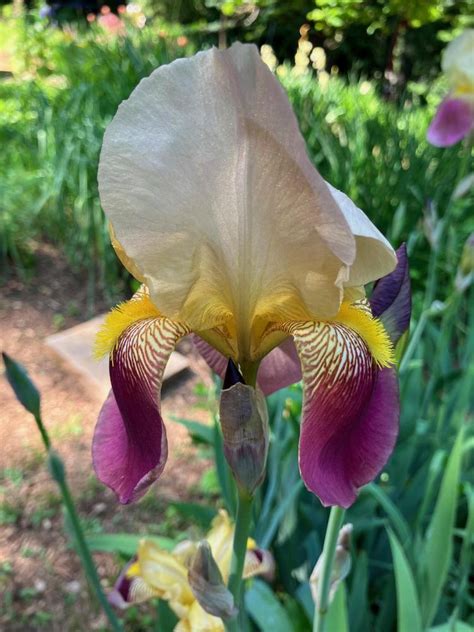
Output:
[0, 243, 216, 631]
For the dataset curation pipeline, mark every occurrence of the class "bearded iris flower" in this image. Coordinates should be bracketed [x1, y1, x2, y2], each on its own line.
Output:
[94, 43, 410, 509]
[427, 29, 474, 147]
[109, 510, 273, 630]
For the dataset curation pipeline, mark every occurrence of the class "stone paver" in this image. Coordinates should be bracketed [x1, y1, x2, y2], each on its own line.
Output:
[46, 314, 190, 397]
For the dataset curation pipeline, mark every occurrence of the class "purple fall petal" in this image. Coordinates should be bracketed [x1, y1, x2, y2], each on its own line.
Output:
[193, 334, 301, 395]
[427, 97, 474, 147]
[370, 243, 411, 345]
[93, 318, 188, 504]
[108, 559, 135, 609]
[292, 321, 399, 508]
[257, 337, 302, 395]
[93, 387, 167, 505]
[192, 334, 228, 380]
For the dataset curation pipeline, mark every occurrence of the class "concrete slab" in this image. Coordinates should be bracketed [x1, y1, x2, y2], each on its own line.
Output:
[46, 314, 190, 397]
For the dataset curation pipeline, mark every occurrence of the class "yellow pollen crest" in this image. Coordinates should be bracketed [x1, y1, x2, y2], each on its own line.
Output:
[94, 294, 161, 359]
[331, 302, 394, 368]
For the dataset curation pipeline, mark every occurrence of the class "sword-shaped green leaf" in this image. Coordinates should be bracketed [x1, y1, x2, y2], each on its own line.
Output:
[388, 528, 423, 632]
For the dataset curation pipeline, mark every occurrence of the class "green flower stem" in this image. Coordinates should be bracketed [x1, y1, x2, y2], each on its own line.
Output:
[34, 413, 51, 451]
[1, 355, 121, 627]
[225, 490, 254, 632]
[313, 505, 346, 632]
[48, 452, 123, 632]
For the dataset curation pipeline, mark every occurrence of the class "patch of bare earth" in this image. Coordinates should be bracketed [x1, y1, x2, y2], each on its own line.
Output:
[0, 244, 215, 631]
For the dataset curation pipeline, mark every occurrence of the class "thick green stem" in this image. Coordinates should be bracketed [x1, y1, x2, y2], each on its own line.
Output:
[225, 491, 254, 632]
[313, 506, 345, 632]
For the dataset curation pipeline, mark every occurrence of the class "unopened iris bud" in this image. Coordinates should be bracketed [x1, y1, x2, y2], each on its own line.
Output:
[188, 541, 237, 619]
[310, 523, 353, 606]
[219, 360, 269, 495]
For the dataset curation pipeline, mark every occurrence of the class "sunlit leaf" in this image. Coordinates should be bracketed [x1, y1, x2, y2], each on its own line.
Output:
[86, 533, 175, 557]
[326, 583, 349, 632]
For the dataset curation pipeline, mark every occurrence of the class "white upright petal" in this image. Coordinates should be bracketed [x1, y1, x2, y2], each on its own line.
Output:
[442, 29, 474, 92]
[99, 43, 356, 338]
[326, 183, 397, 286]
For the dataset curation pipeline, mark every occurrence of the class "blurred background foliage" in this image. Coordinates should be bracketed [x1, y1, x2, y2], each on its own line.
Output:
[1, 0, 473, 302]
[1, 1, 473, 629]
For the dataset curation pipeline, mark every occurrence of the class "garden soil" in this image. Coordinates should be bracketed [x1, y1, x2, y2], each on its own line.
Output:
[0, 243, 214, 631]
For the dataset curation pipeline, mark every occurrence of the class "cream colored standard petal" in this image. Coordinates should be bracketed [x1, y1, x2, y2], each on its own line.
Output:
[442, 30, 474, 93]
[326, 183, 397, 286]
[99, 43, 356, 342]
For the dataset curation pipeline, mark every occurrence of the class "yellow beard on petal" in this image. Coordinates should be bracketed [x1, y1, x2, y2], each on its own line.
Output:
[330, 301, 394, 368]
[94, 293, 162, 359]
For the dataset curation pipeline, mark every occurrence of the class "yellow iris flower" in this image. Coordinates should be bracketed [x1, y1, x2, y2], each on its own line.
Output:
[109, 510, 272, 631]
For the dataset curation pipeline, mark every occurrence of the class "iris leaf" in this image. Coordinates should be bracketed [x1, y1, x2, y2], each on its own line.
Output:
[326, 583, 349, 632]
[86, 533, 175, 557]
[245, 580, 294, 632]
[419, 427, 465, 627]
[387, 528, 423, 632]
[363, 483, 411, 546]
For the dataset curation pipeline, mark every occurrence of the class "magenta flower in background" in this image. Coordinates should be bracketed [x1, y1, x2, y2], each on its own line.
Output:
[93, 44, 411, 510]
[427, 30, 474, 147]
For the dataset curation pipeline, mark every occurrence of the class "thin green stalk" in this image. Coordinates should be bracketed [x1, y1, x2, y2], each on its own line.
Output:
[313, 506, 345, 632]
[48, 453, 123, 632]
[1, 351, 124, 632]
[225, 491, 254, 632]
[34, 413, 51, 451]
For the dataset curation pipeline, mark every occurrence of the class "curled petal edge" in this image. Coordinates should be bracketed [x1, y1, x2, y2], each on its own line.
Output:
[370, 243, 411, 345]
[93, 315, 189, 504]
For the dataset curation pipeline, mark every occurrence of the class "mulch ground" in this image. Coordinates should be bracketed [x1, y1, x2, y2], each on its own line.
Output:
[0, 243, 215, 631]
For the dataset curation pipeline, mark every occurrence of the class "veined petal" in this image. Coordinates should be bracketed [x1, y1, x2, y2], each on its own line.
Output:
[99, 43, 359, 342]
[243, 547, 275, 581]
[135, 540, 194, 616]
[326, 183, 397, 286]
[109, 558, 157, 608]
[280, 312, 398, 507]
[92, 315, 189, 504]
[193, 334, 301, 395]
[370, 244, 411, 345]
[427, 98, 474, 147]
